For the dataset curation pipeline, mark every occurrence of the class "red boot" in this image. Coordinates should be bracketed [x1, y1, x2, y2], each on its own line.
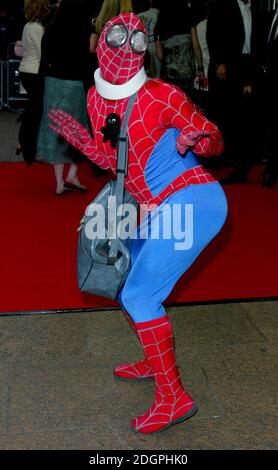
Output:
[131, 316, 197, 434]
[113, 311, 154, 380]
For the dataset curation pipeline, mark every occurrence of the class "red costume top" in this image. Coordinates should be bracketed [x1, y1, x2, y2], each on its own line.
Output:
[50, 13, 224, 208]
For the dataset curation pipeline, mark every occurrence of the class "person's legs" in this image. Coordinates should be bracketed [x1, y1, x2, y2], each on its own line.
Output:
[117, 183, 228, 433]
[19, 72, 43, 164]
[113, 309, 154, 380]
[54, 164, 65, 194]
[208, 74, 232, 164]
[262, 123, 278, 187]
[231, 92, 258, 178]
[114, 235, 155, 380]
[65, 163, 87, 191]
[262, 95, 278, 187]
[119, 183, 227, 323]
[220, 73, 259, 184]
[131, 315, 197, 434]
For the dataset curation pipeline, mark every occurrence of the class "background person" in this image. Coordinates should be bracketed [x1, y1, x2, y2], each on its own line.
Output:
[36, 0, 91, 195]
[260, 0, 278, 187]
[190, 0, 210, 113]
[18, 0, 50, 164]
[206, 0, 261, 183]
[154, 0, 196, 97]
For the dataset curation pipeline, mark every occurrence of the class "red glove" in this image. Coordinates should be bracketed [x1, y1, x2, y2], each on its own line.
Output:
[48, 109, 95, 156]
[176, 130, 211, 155]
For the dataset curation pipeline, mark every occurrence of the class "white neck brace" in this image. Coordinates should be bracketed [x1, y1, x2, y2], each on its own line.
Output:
[94, 67, 147, 100]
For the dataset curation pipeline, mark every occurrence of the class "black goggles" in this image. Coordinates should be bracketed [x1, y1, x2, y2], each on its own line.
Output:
[105, 23, 149, 54]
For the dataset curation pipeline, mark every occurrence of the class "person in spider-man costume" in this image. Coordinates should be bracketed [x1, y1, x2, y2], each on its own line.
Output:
[49, 12, 228, 434]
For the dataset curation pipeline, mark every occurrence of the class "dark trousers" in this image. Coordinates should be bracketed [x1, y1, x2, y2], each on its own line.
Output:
[19, 72, 44, 164]
[264, 122, 277, 176]
[258, 74, 278, 178]
[208, 63, 259, 175]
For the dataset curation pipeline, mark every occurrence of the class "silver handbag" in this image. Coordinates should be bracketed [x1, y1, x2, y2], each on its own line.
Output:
[77, 93, 138, 300]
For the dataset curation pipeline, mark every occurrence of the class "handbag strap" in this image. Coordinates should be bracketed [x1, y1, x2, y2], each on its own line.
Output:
[108, 92, 138, 262]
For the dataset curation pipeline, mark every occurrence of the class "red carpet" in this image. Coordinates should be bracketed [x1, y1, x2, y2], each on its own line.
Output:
[0, 161, 277, 313]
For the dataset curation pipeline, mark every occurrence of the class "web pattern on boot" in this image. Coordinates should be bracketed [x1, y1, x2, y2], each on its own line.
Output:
[132, 319, 195, 433]
[114, 358, 154, 379]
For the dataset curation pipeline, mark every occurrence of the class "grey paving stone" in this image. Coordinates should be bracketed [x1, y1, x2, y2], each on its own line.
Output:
[117, 414, 277, 450]
[222, 412, 278, 450]
[242, 301, 278, 343]
[7, 359, 155, 433]
[0, 432, 32, 450]
[116, 418, 202, 451]
[0, 426, 121, 450]
[83, 311, 143, 364]
[177, 353, 224, 421]
[0, 314, 88, 361]
[1, 413, 275, 450]
[196, 342, 278, 417]
[168, 303, 266, 350]
[0, 366, 10, 434]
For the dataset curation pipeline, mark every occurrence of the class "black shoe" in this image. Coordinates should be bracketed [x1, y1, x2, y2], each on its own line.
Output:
[15, 145, 22, 156]
[262, 172, 277, 188]
[220, 171, 248, 185]
[64, 181, 88, 192]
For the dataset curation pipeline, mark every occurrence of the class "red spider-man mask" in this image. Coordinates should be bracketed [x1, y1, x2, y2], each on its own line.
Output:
[97, 12, 148, 85]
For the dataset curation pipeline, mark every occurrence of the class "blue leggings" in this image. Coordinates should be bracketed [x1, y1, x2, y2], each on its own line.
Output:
[118, 182, 228, 323]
